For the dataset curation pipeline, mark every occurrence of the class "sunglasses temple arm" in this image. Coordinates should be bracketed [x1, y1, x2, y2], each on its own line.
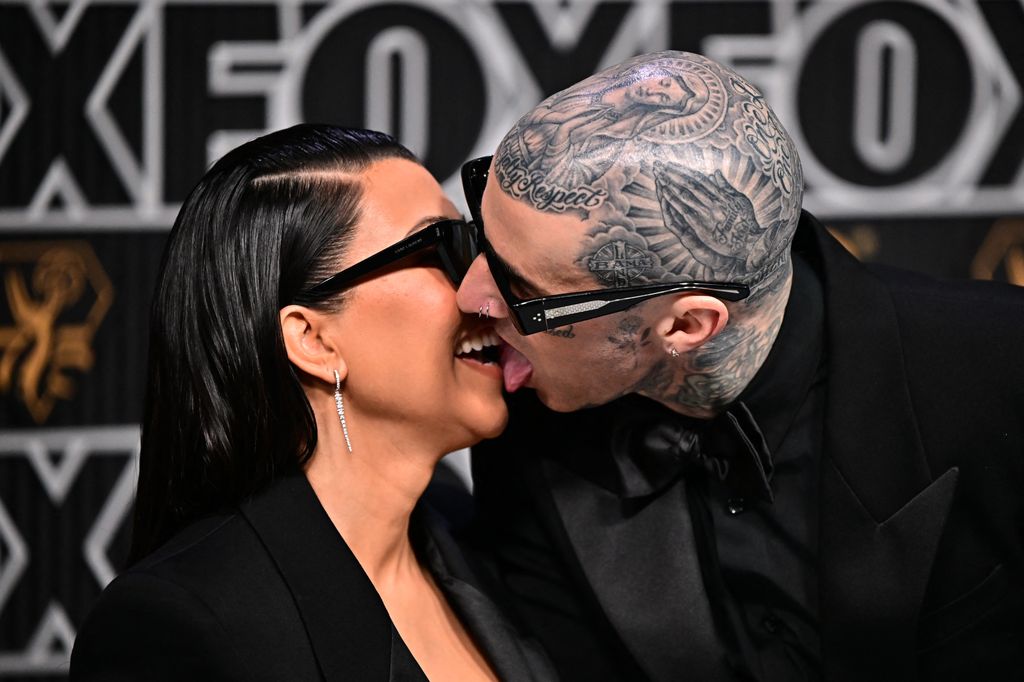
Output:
[310, 230, 442, 293]
[542, 297, 643, 329]
[512, 297, 630, 335]
[518, 284, 749, 333]
[541, 288, 681, 323]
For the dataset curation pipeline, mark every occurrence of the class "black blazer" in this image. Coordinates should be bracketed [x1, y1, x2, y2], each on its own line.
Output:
[470, 212, 1024, 682]
[70, 473, 556, 681]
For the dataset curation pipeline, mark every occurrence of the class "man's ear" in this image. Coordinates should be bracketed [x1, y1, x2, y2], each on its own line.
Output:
[656, 295, 729, 355]
[279, 305, 347, 385]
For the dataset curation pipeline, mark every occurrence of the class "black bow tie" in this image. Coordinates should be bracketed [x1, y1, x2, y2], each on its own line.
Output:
[609, 401, 775, 504]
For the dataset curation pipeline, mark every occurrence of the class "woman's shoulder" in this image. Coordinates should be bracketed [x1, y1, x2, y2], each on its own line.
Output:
[70, 561, 252, 680]
[71, 510, 321, 681]
[130, 511, 262, 584]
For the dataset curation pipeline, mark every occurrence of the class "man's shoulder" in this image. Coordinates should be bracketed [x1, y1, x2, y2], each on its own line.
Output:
[872, 263, 1024, 311]
[802, 210, 1024, 325]
[860, 266, 1024, 458]
[868, 265, 1024, 352]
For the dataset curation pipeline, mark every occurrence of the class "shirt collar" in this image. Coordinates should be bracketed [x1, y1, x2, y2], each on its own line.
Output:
[735, 251, 826, 455]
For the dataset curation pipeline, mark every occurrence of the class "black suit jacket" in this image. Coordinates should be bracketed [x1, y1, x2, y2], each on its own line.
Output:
[470, 212, 1024, 682]
[71, 473, 556, 681]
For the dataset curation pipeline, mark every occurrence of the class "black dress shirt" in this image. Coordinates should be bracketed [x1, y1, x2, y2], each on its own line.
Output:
[701, 251, 826, 681]
[585, 252, 826, 681]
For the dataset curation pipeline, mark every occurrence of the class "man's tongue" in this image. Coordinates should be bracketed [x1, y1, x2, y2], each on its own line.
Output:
[500, 344, 534, 393]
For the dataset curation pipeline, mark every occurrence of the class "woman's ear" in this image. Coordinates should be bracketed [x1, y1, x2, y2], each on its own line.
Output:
[656, 295, 730, 355]
[279, 305, 348, 384]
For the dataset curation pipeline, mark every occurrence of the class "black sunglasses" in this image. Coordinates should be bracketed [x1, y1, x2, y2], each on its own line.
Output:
[460, 156, 750, 336]
[305, 219, 479, 297]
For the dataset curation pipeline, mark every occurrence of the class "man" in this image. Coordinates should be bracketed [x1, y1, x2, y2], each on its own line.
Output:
[455, 51, 1024, 682]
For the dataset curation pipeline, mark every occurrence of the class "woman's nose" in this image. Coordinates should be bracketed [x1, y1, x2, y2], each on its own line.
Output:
[457, 255, 508, 319]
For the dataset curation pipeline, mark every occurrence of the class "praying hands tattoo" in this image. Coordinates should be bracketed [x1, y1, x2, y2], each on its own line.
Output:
[653, 162, 769, 281]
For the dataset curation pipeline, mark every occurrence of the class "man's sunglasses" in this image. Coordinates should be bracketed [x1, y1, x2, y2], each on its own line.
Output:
[305, 219, 479, 297]
[460, 155, 751, 336]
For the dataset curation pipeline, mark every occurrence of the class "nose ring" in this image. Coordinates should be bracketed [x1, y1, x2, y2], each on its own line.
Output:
[477, 301, 491, 318]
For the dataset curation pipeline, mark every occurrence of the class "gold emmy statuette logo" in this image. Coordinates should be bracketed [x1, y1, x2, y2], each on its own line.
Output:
[0, 242, 114, 423]
[827, 224, 880, 261]
[971, 219, 1024, 286]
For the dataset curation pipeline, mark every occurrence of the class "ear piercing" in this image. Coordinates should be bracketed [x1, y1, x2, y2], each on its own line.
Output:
[333, 369, 353, 453]
[669, 348, 679, 358]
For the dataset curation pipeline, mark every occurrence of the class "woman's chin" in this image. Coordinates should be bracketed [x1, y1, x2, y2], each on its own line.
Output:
[479, 405, 509, 440]
[451, 402, 509, 449]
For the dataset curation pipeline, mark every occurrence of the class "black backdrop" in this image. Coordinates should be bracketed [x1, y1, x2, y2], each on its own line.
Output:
[1, 0, 1023, 677]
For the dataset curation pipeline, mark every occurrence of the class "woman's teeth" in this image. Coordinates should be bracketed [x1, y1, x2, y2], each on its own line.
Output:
[456, 331, 501, 360]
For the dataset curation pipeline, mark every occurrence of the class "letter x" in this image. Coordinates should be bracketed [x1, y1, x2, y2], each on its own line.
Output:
[0, 4, 137, 208]
[0, 452, 132, 654]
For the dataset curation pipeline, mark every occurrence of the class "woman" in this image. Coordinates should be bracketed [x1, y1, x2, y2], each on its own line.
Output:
[69, 124, 554, 681]
[511, 56, 724, 191]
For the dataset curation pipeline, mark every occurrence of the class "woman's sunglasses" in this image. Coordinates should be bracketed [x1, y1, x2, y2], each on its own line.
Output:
[460, 155, 751, 336]
[305, 219, 479, 296]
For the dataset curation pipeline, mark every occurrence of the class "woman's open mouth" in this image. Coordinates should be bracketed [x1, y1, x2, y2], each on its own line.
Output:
[455, 329, 502, 365]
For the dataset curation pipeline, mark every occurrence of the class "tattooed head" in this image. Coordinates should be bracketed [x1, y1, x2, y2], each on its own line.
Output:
[471, 52, 805, 415]
[493, 50, 803, 299]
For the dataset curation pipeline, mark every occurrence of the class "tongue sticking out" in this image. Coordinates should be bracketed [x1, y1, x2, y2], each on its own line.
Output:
[500, 344, 534, 393]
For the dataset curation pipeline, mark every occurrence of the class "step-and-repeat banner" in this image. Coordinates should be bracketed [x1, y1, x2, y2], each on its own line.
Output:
[1, 0, 1023, 677]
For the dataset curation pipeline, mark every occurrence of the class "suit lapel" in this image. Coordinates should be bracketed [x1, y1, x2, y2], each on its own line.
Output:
[542, 458, 729, 682]
[804, 215, 959, 681]
[413, 506, 558, 681]
[240, 473, 392, 682]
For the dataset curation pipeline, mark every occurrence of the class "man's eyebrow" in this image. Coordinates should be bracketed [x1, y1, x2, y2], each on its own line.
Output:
[488, 242, 545, 297]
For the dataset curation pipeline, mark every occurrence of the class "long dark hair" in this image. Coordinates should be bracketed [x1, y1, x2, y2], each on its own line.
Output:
[130, 124, 416, 563]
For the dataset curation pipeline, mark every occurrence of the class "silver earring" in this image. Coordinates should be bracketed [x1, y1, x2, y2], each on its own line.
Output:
[333, 370, 353, 453]
[669, 348, 679, 358]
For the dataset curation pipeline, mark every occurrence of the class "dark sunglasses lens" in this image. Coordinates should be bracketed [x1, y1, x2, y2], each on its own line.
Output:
[462, 158, 489, 225]
[437, 223, 479, 283]
[450, 223, 479, 274]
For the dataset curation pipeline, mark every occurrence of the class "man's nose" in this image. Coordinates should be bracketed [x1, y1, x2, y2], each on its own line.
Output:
[457, 255, 508, 319]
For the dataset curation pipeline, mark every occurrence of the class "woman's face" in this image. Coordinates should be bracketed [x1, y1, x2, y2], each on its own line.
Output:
[330, 158, 506, 453]
[626, 75, 693, 108]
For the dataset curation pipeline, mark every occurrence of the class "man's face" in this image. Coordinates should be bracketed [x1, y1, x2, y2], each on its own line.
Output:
[456, 174, 662, 412]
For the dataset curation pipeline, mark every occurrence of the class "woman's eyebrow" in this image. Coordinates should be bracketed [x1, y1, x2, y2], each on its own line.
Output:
[404, 214, 460, 237]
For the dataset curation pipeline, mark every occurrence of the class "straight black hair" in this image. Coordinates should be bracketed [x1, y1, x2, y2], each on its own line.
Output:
[130, 124, 416, 563]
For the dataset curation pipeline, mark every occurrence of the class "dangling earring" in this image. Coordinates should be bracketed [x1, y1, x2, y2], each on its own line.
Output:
[333, 369, 353, 453]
